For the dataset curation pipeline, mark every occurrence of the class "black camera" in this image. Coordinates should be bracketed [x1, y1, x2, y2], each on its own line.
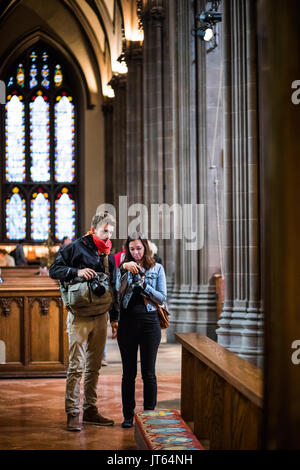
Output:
[131, 272, 145, 293]
[89, 273, 110, 297]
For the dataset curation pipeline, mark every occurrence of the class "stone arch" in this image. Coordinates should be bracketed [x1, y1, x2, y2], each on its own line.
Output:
[0, 27, 91, 108]
[0, 0, 103, 106]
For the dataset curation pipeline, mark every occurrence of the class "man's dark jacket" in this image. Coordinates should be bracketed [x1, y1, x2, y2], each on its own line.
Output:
[49, 234, 119, 321]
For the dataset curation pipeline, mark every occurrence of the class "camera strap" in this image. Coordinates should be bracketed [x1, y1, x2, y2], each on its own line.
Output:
[103, 255, 110, 279]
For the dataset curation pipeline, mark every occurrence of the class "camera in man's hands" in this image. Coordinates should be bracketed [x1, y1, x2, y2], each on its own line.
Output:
[89, 273, 110, 297]
[131, 272, 145, 293]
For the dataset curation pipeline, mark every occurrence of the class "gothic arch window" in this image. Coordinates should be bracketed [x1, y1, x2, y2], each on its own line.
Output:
[1, 43, 78, 242]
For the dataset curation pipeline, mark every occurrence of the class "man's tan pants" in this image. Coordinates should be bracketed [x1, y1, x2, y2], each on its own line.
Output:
[65, 311, 108, 414]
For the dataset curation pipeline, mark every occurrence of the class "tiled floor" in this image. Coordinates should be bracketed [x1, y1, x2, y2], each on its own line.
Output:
[0, 332, 182, 450]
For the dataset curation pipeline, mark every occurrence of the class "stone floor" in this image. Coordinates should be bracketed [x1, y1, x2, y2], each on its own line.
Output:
[0, 330, 182, 450]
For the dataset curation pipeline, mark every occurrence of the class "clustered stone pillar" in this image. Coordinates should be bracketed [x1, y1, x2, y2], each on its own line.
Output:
[124, 40, 144, 209]
[142, 2, 165, 215]
[109, 74, 127, 251]
[101, 98, 113, 207]
[140, 0, 178, 297]
[164, 0, 217, 341]
[216, 0, 263, 367]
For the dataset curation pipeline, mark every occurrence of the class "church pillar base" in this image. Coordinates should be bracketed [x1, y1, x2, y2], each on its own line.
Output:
[167, 287, 217, 343]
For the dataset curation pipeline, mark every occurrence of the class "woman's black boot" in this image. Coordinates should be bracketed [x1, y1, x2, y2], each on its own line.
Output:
[122, 418, 133, 428]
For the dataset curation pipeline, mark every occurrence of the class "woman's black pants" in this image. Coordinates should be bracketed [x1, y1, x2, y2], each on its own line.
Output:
[117, 313, 161, 420]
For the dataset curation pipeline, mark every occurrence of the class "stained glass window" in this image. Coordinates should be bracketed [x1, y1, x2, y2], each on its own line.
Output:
[30, 92, 50, 181]
[16, 64, 25, 87]
[5, 94, 25, 182]
[29, 63, 38, 88]
[55, 188, 75, 240]
[54, 64, 63, 87]
[41, 52, 49, 88]
[3, 44, 78, 242]
[29, 51, 38, 88]
[31, 191, 50, 240]
[6, 188, 26, 240]
[54, 95, 75, 182]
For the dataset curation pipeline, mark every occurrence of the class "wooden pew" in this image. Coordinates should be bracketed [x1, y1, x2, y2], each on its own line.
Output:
[175, 333, 263, 450]
[0, 274, 68, 378]
[0, 266, 40, 278]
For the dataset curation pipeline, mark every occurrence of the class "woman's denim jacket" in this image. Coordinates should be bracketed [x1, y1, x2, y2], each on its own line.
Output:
[116, 263, 167, 312]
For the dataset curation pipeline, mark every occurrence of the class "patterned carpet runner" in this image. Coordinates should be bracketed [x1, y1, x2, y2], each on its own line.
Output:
[134, 410, 204, 450]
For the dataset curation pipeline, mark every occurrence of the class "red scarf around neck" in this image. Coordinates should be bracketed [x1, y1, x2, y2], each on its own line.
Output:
[92, 234, 112, 255]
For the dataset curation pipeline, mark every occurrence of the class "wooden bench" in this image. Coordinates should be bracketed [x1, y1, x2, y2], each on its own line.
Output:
[134, 410, 204, 450]
[0, 266, 40, 277]
[175, 333, 263, 450]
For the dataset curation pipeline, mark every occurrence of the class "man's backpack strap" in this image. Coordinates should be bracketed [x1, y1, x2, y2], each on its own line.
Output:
[103, 255, 110, 278]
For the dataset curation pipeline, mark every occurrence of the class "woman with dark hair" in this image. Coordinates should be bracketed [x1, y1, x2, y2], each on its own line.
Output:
[117, 233, 167, 428]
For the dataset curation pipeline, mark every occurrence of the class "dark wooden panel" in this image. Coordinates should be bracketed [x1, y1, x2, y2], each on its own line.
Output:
[0, 277, 67, 376]
[176, 332, 262, 449]
[194, 360, 226, 449]
[222, 383, 262, 450]
[175, 332, 263, 407]
[0, 297, 23, 363]
[193, 360, 208, 439]
[258, 0, 300, 449]
[181, 347, 195, 422]
[29, 298, 61, 363]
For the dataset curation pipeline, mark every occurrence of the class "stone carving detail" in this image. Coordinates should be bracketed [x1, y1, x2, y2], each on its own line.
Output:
[124, 43, 143, 63]
[0, 297, 23, 317]
[108, 74, 127, 92]
[29, 296, 62, 316]
[150, 6, 165, 22]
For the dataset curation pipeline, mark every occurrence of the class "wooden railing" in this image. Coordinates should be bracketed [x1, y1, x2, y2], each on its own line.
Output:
[214, 274, 224, 320]
[175, 333, 263, 450]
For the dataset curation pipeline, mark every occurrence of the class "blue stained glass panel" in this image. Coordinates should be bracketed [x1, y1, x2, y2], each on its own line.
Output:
[55, 192, 75, 240]
[31, 192, 50, 240]
[29, 95, 50, 181]
[6, 193, 26, 240]
[54, 96, 75, 182]
[41, 64, 49, 89]
[29, 63, 38, 88]
[5, 95, 25, 182]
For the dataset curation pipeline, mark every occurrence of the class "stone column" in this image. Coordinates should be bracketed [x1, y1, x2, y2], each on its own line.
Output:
[141, 0, 177, 293]
[101, 98, 113, 206]
[124, 41, 144, 208]
[216, 0, 263, 366]
[109, 74, 127, 250]
[142, 2, 165, 211]
[165, 0, 217, 341]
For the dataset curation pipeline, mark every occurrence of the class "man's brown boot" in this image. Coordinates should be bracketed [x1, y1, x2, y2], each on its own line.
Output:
[83, 406, 114, 426]
[67, 413, 82, 431]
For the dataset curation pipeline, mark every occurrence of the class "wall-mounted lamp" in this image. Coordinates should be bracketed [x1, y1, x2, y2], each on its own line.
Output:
[198, 10, 222, 24]
[193, 1, 222, 52]
[195, 27, 214, 42]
